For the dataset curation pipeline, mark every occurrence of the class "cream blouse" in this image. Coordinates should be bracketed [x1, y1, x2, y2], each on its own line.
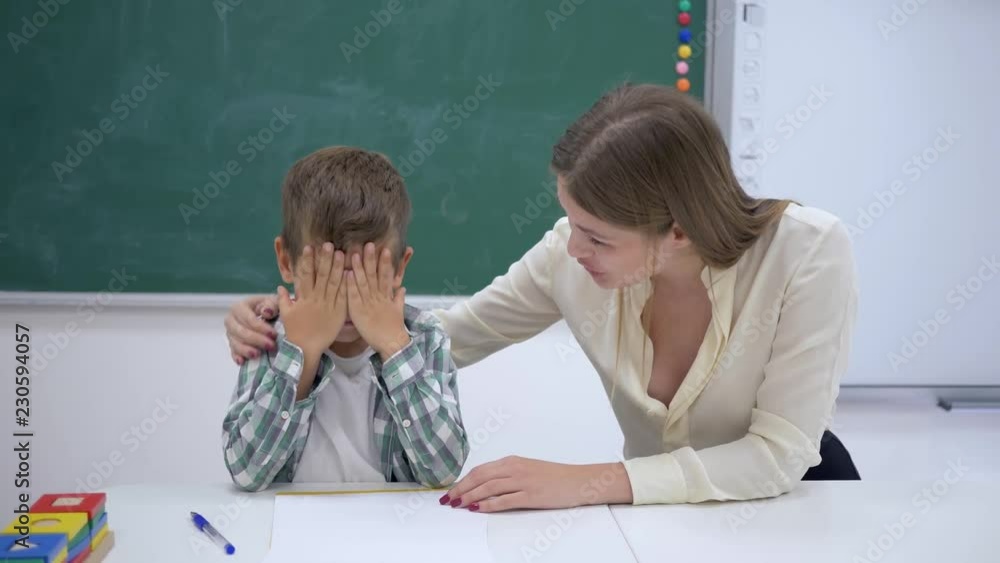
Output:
[432, 204, 859, 504]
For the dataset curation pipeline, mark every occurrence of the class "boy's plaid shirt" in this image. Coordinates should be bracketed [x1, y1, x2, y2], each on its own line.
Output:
[222, 304, 469, 491]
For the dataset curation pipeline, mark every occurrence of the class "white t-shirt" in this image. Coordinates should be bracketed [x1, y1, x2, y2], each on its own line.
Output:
[292, 347, 385, 483]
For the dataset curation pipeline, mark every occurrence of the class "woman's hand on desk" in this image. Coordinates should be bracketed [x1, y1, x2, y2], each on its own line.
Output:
[440, 456, 634, 513]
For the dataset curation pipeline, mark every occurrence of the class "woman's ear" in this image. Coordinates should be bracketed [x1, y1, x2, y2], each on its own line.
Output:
[660, 224, 694, 254]
[393, 246, 415, 286]
[275, 236, 295, 284]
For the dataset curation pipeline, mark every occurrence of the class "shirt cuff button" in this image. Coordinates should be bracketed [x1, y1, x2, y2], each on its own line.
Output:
[281, 411, 290, 420]
[402, 419, 411, 428]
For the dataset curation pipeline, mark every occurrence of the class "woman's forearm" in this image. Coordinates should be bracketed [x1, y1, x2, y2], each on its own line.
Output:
[578, 462, 634, 505]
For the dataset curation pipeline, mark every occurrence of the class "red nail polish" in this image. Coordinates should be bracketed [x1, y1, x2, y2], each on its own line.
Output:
[438, 494, 450, 505]
[449, 498, 462, 508]
[263, 308, 274, 317]
[468, 503, 480, 512]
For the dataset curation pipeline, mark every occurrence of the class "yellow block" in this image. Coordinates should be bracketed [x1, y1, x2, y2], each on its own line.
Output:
[2, 512, 88, 538]
[91, 523, 109, 549]
[53, 545, 68, 563]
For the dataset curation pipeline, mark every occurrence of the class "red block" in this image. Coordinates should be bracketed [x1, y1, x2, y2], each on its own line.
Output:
[31, 493, 106, 522]
[69, 544, 92, 563]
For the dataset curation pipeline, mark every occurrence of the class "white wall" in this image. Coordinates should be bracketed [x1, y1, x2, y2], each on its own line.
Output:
[711, 0, 1000, 385]
[0, 299, 625, 515]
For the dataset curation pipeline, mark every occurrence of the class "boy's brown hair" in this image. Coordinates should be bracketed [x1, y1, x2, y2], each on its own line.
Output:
[280, 146, 411, 266]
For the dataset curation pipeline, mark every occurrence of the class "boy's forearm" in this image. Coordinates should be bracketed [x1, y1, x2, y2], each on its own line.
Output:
[223, 344, 316, 491]
[376, 342, 469, 486]
[223, 373, 310, 490]
[294, 346, 324, 401]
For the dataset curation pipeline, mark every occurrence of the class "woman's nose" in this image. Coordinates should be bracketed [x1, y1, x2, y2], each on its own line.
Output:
[566, 231, 589, 259]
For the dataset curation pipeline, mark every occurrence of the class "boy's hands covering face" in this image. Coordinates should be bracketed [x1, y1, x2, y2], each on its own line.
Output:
[278, 243, 348, 354]
[346, 242, 410, 360]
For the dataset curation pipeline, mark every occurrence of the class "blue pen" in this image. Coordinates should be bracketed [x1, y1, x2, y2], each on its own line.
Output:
[191, 511, 236, 555]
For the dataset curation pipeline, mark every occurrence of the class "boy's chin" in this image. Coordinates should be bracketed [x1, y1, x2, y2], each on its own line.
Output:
[334, 324, 363, 343]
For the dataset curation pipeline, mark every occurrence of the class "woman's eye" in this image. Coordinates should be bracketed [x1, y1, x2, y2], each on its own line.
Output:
[589, 237, 605, 246]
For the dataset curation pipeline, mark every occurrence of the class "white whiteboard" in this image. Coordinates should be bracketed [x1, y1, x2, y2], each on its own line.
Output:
[708, 0, 1000, 386]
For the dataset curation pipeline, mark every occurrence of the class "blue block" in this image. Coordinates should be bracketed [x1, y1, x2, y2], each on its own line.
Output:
[0, 532, 67, 562]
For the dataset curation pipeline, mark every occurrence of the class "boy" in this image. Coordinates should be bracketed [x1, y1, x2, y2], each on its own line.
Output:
[222, 146, 468, 491]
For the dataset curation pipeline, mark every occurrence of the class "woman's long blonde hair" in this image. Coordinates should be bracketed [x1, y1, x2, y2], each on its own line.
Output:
[551, 82, 791, 267]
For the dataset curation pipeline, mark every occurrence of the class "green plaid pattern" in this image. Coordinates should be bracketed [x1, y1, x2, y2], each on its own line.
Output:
[222, 304, 468, 491]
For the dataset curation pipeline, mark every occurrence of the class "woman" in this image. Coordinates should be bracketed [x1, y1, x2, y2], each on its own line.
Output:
[223, 83, 860, 512]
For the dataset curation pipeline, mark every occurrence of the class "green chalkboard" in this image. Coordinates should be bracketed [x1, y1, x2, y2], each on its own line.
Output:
[0, 0, 706, 294]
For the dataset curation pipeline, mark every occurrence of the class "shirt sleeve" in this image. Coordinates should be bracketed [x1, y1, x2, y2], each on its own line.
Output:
[431, 218, 567, 368]
[221, 337, 319, 492]
[371, 323, 469, 488]
[623, 220, 859, 504]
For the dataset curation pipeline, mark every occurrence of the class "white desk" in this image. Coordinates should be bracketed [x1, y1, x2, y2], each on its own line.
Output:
[101, 482, 633, 562]
[611, 479, 998, 563]
[102, 480, 997, 562]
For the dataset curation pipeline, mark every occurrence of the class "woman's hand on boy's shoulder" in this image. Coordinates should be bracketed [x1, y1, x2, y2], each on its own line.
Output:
[226, 295, 280, 365]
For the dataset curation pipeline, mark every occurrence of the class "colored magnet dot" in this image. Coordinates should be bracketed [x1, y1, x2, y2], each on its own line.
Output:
[676, 78, 691, 92]
[678, 44, 692, 59]
[676, 61, 689, 75]
[679, 28, 692, 43]
[679, 0, 692, 11]
[678, 12, 691, 26]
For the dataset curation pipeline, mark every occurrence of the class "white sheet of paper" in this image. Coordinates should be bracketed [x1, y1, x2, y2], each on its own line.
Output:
[265, 491, 494, 563]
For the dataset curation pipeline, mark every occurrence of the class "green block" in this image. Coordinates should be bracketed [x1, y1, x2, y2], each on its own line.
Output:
[66, 526, 88, 551]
